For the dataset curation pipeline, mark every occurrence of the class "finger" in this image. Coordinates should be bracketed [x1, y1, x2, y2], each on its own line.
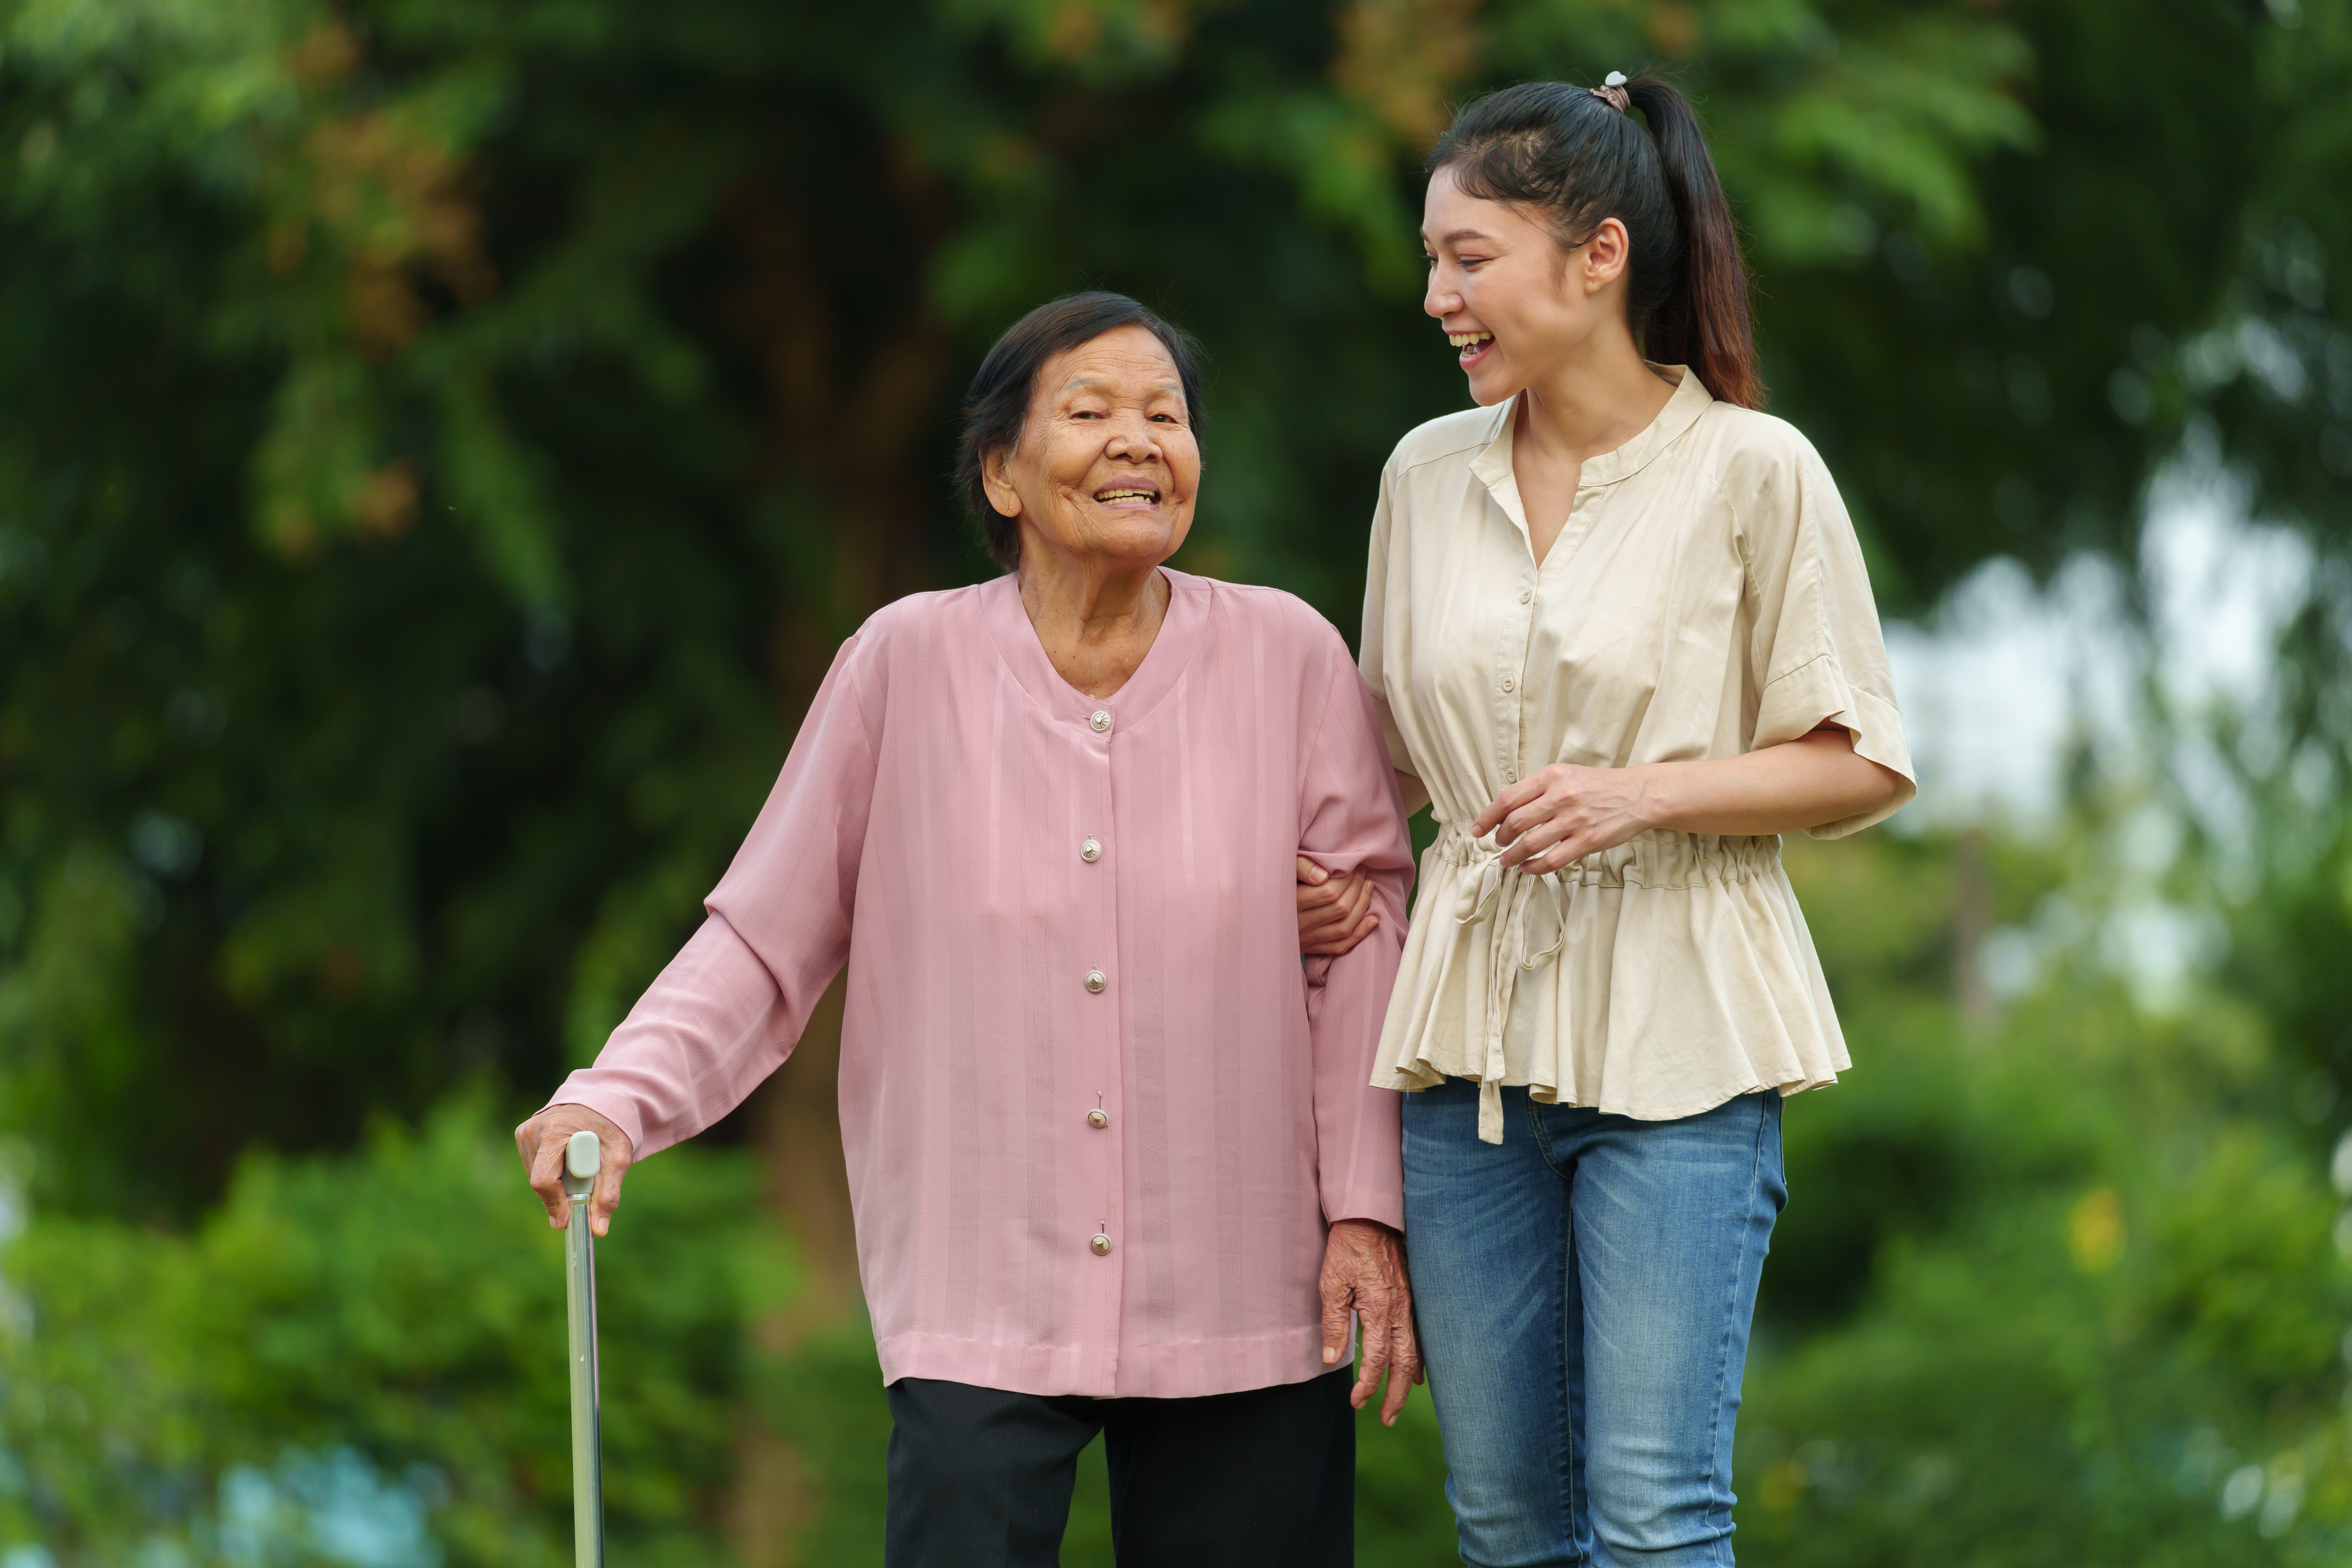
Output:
[1297, 878, 1345, 912]
[1471, 780, 1539, 837]
[1498, 814, 1577, 867]
[528, 1128, 571, 1229]
[590, 1154, 625, 1237]
[1336, 873, 1374, 923]
[1300, 903, 1356, 945]
[1296, 854, 1329, 886]
[1383, 1316, 1421, 1423]
[1320, 1280, 1353, 1366]
[1352, 1298, 1392, 1410]
[1524, 827, 1603, 875]
[1298, 892, 1351, 931]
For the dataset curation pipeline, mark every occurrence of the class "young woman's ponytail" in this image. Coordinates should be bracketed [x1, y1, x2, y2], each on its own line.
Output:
[1428, 73, 1765, 410]
[1623, 75, 1761, 411]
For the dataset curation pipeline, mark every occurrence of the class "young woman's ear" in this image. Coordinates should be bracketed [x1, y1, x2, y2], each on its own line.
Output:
[1583, 216, 1633, 293]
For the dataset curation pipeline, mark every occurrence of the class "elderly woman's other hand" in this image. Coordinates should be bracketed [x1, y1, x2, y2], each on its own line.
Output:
[515, 1102, 634, 1237]
[1320, 1218, 1422, 1424]
[1296, 855, 1379, 956]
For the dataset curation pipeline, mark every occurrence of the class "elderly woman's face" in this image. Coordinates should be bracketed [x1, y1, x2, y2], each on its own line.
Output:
[984, 325, 1199, 571]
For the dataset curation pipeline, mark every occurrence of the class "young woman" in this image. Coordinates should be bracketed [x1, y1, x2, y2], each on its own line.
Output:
[1338, 74, 1915, 1565]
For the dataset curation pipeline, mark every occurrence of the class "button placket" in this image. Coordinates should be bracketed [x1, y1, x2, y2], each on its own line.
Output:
[1070, 694, 1125, 1390]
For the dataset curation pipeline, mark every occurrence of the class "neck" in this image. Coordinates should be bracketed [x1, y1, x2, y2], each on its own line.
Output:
[1513, 320, 1677, 464]
[1016, 544, 1172, 699]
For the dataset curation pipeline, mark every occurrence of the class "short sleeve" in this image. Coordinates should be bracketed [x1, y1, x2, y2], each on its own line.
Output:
[1738, 436, 1917, 838]
[1357, 458, 1418, 779]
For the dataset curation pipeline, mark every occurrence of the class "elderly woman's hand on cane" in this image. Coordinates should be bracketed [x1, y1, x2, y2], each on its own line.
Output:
[518, 1103, 635, 1236]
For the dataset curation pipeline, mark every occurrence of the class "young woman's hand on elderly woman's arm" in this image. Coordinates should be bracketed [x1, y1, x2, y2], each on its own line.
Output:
[1474, 726, 1905, 876]
[1295, 770, 1428, 957]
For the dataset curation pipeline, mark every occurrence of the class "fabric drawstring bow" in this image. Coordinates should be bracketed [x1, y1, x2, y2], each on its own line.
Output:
[1451, 831, 1570, 1143]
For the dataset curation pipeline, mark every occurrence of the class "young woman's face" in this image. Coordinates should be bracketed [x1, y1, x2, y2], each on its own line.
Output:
[1421, 164, 1627, 405]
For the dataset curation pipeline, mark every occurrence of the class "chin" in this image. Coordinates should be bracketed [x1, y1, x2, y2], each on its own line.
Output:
[1464, 362, 1522, 408]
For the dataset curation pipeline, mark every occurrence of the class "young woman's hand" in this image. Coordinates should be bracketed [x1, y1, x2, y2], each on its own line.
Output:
[1297, 854, 1379, 956]
[1473, 764, 1655, 874]
[1474, 731, 1906, 874]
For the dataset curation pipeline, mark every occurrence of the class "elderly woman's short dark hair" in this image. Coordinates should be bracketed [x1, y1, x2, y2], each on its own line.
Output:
[957, 292, 1205, 571]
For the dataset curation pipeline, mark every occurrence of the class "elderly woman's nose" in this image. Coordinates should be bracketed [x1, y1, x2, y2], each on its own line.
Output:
[1103, 413, 1163, 459]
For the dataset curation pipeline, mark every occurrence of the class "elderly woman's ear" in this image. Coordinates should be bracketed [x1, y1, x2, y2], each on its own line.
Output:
[981, 450, 1023, 520]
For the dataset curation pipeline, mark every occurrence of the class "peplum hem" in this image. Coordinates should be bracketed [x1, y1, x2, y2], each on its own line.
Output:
[1372, 824, 1848, 1141]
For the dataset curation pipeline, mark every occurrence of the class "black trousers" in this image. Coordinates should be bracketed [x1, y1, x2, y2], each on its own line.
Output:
[883, 1368, 1356, 1567]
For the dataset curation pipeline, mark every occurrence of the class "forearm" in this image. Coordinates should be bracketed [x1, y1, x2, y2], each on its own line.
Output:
[1630, 728, 1903, 837]
[1306, 882, 1408, 1229]
[547, 913, 795, 1158]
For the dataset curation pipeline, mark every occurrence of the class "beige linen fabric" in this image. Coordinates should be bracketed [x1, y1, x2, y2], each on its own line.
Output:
[1362, 366, 1916, 1142]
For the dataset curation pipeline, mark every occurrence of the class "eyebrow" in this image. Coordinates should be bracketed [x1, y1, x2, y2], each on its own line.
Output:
[1425, 227, 1497, 246]
[1060, 376, 1185, 395]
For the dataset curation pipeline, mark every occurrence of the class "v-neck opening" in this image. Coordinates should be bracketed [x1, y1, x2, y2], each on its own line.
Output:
[1467, 365, 1715, 565]
[981, 568, 1208, 732]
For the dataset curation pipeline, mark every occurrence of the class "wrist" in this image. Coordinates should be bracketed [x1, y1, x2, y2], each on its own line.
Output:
[1620, 762, 1676, 831]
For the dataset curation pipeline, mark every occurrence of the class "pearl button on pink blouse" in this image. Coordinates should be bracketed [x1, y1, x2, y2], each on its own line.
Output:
[545, 570, 1413, 1399]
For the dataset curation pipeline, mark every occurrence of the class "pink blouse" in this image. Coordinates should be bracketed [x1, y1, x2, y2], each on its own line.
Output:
[545, 570, 1413, 1399]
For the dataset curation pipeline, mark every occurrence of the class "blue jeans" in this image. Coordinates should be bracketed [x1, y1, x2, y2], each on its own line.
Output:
[1403, 1081, 1786, 1567]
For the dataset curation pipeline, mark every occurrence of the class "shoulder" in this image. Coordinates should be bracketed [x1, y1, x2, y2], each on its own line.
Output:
[1385, 404, 1501, 477]
[850, 581, 996, 651]
[1188, 575, 1355, 671]
[1690, 403, 1833, 497]
[828, 582, 1001, 694]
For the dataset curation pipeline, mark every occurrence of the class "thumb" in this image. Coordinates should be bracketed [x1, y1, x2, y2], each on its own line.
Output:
[1297, 854, 1328, 885]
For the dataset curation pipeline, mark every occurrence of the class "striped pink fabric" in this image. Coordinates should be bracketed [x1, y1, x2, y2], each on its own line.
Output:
[546, 569, 1413, 1398]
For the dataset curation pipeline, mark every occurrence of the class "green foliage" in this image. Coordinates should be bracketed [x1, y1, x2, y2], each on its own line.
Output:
[1733, 832, 2352, 1565]
[0, 1099, 784, 1568]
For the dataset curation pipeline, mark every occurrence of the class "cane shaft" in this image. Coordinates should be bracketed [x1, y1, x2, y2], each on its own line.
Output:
[563, 1158, 604, 1568]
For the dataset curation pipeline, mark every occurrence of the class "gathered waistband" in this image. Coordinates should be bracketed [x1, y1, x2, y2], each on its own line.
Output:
[1427, 823, 1781, 891]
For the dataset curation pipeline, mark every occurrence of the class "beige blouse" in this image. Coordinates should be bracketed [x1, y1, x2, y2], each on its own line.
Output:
[1362, 366, 1916, 1142]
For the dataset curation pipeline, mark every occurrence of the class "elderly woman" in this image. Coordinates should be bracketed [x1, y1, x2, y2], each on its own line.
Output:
[515, 293, 1419, 1568]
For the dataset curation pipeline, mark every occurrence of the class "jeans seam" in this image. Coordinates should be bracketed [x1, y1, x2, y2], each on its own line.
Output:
[1558, 1166, 1579, 1563]
[1699, 1097, 1771, 1567]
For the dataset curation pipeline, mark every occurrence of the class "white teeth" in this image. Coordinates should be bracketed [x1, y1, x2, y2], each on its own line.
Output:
[1448, 332, 1493, 349]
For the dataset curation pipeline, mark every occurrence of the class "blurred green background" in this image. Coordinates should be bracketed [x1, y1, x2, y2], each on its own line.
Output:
[3, 0, 2351, 1562]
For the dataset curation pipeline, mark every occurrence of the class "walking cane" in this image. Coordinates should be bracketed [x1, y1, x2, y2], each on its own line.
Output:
[561, 1130, 605, 1568]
